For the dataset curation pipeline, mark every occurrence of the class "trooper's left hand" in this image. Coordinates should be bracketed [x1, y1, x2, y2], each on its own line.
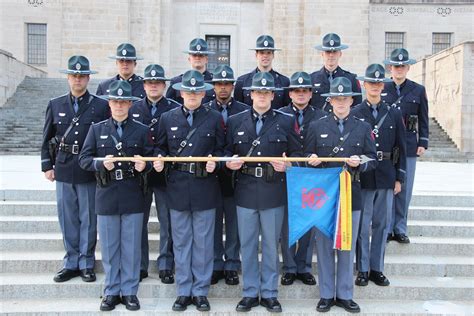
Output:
[394, 181, 402, 195]
[346, 155, 360, 168]
[132, 155, 146, 172]
[417, 146, 425, 156]
[270, 152, 291, 172]
[206, 155, 216, 173]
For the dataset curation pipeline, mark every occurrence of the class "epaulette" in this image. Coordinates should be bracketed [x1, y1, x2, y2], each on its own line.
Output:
[167, 98, 182, 107]
[273, 109, 294, 117]
[95, 118, 109, 126]
[318, 115, 328, 120]
[50, 93, 69, 102]
[132, 119, 148, 128]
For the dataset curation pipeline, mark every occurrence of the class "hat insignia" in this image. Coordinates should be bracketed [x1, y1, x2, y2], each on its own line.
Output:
[375, 71, 380, 78]
[263, 40, 269, 47]
[337, 85, 344, 92]
[329, 39, 335, 46]
[122, 49, 127, 56]
[190, 78, 196, 86]
[75, 63, 81, 70]
[261, 78, 267, 86]
[222, 70, 227, 78]
[117, 88, 123, 96]
[398, 53, 404, 61]
[298, 77, 304, 84]
[196, 44, 201, 51]
[151, 70, 156, 76]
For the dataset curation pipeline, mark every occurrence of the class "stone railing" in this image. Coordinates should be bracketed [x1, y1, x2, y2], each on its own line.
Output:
[409, 41, 474, 154]
[0, 49, 47, 107]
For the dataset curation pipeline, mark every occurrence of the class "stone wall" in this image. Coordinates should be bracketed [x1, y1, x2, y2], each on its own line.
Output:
[0, 49, 46, 107]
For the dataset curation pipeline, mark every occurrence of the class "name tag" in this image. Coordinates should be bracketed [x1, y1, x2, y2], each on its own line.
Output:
[132, 114, 140, 118]
[314, 83, 321, 87]
[100, 135, 108, 139]
[171, 127, 178, 131]
[237, 131, 245, 135]
[59, 113, 66, 117]
[359, 118, 365, 121]
[320, 134, 328, 138]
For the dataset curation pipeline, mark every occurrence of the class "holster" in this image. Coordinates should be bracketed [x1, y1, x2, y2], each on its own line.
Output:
[48, 136, 59, 165]
[392, 147, 400, 165]
[348, 168, 360, 182]
[407, 115, 418, 132]
[194, 162, 209, 178]
[95, 169, 111, 187]
[139, 171, 150, 196]
[264, 164, 276, 182]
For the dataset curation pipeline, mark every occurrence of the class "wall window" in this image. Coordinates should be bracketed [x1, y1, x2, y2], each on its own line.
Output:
[385, 32, 404, 58]
[432, 33, 452, 54]
[27, 23, 47, 65]
[205, 35, 230, 72]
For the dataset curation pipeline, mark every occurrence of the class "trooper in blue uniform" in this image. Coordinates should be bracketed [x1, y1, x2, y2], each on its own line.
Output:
[166, 38, 216, 105]
[41, 56, 109, 283]
[305, 77, 377, 313]
[153, 70, 225, 312]
[204, 65, 249, 286]
[382, 48, 429, 244]
[279, 71, 324, 287]
[311, 33, 362, 113]
[234, 35, 290, 109]
[352, 64, 407, 287]
[130, 64, 180, 283]
[79, 80, 153, 311]
[96, 43, 145, 98]
[226, 72, 300, 313]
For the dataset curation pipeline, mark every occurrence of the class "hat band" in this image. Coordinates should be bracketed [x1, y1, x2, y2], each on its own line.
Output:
[108, 95, 134, 99]
[181, 84, 207, 90]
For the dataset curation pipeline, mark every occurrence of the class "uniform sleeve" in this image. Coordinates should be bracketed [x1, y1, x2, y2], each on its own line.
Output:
[351, 75, 362, 106]
[141, 129, 154, 173]
[287, 116, 302, 158]
[303, 121, 317, 158]
[233, 77, 245, 103]
[41, 101, 55, 172]
[224, 118, 236, 157]
[282, 77, 291, 107]
[359, 125, 377, 173]
[96, 82, 104, 95]
[417, 86, 429, 149]
[213, 115, 226, 171]
[165, 78, 179, 102]
[79, 125, 102, 172]
[154, 115, 169, 157]
[395, 110, 407, 183]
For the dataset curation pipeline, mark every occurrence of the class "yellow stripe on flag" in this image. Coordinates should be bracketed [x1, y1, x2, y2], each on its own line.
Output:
[339, 170, 352, 251]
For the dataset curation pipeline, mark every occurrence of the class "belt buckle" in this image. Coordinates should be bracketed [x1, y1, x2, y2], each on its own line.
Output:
[188, 163, 195, 174]
[115, 169, 123, 180]
[252, 140, 260, 147]
[255, 167, 263, 178]
[180, 140, 187, 148]
[71, 144, 79, 154]
[332, 147, 340, 154]
[115, 142, 122, 150]
[376, 151, 383, 161]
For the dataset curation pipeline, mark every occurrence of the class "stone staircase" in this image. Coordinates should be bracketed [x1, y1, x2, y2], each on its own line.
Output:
[0, 189, 473, 314]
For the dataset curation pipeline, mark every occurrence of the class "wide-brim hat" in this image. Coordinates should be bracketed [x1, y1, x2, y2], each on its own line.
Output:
[108, 43, 143, 60]
[183, 38, 215, 55]
[384, 48, 416, 65]
[99, 80, 141, 101]
[59, 55, 98, 75]
[172, 70, 214, 92]
[285, 71, 313, 89]
[209, 65, 236, 83]
[315, 33, 349, 51]
[243, 72, 282, 91]
[356, 63, 393, 83]
[142, 64, 171, 81]
[321, 77, 361, 97]
[249, 35, 281, 51]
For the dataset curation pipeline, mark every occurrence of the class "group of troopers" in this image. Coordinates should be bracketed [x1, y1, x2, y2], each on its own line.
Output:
[41, 33, 429, 313]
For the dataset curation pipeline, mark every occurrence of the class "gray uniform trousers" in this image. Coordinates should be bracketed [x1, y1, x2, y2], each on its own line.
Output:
[357, 189, 393, 273]
[170, 208, 215, 296]
[213, 196, 241, 271]
[314, 210, 361, 300]
[237, 205, 284, 299]
[281, 206, 314, 273]
[142, 187, 174, 271]
[98, 213, 143, 296]
[56, 181, 96, 270]
[391, 157, 416, 234]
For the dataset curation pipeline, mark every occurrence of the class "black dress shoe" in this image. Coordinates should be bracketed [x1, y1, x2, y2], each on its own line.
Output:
[211, 270, 225, 285]
[236, 297, 259, 312]
[100, 295, 121, 311]
[192, 296, 210, 311]
[159, 270, 174, 284]
[224, 270, 239, 285]
[139, 270, 148, 282]
[369, 271, 390, 286]
[122, 295, 140, 311]
[355, 271, 368, 286]
[80, 269, 96, 282]
[296, 272, 316, 285]
[335, 298, 360, 313]
[53, 268, 80, 283]
[394, 233, 410, 244]
[172, 296, 192, 311]
[316, 298, 335, 312]
[280, 272, 296, 285]
[260, 297, 282, 313]
[386, 233, 394, 242]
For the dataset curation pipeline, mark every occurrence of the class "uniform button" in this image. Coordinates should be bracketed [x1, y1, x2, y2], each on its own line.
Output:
[74, 140, 78, 144]
[340, 148, 344, 151]
[257, 163, 261, 166]
[58, 122, 62, 125]
[357, 143, 360, 146]
[173, 135, 176, 138]
[152, 136, 155, 140]
[376, 143, 379, 147]
[277, 139, 280, 142]
[91, 122, 94, 124]
[340, 137, 343, 141]
[101, 144, 104, 147]
[118, 162, 122, 166]
[151, 128, 154, 131]
[300, 136, 303, 139]
[238, 141, 242, 144]
[76, 123, 79, 126]
[189, 143, 192, 147]
[376, 135, 379, 138]
[390, 126, 393, 129]
[257, 152, 261, 155]
[118, 153, 122, 156]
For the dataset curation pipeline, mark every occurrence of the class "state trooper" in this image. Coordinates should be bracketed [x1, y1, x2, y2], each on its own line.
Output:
[225, 72, 300, 313]
[41, 55, 109, 283]
[166, 38, 216, 104]
[305, 77, 377, 313]
[382, 48, 429, 244]
[79, 80, 154, 311]
[234, 35, 290, 109]
[311, 33, 362, 113]
[351, 64, 407, 287]
[130, 64, 180, 283]
[96, 43, 145, 98]
[153, 70, 225, 312]
[204, 65, 249, 286]
[279, 71, 325, 286]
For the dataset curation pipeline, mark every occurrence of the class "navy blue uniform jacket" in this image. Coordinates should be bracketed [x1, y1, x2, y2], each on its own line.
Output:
[96, 74, 145, 99]
[166, 70, 215, 105]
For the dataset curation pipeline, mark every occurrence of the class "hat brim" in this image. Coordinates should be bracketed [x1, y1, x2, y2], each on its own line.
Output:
[172, 82, 214, 92]
[183, 50, 215, 55]
[383, 58, 416, 65]
[285, 85, 313, 89]
[59, 69, 98, 75]
[249, 48, 282, 51]
[314, 44, 349, 51]
[356, 76, 393, 83]
[142, 77, 171, 81]
[99, 95, 142, 101]
[108, 55, 144, 60]
[321, 92, 362, 97]
[243, 86, 283, 91]
[209, 79, 236, 83]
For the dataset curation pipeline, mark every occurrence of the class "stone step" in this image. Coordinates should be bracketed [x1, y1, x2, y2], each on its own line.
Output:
[2, 273, 473, 301]
[1, 251, 472, 278]
[1, 232, 472, 256]
[2, 298, 472, 315]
